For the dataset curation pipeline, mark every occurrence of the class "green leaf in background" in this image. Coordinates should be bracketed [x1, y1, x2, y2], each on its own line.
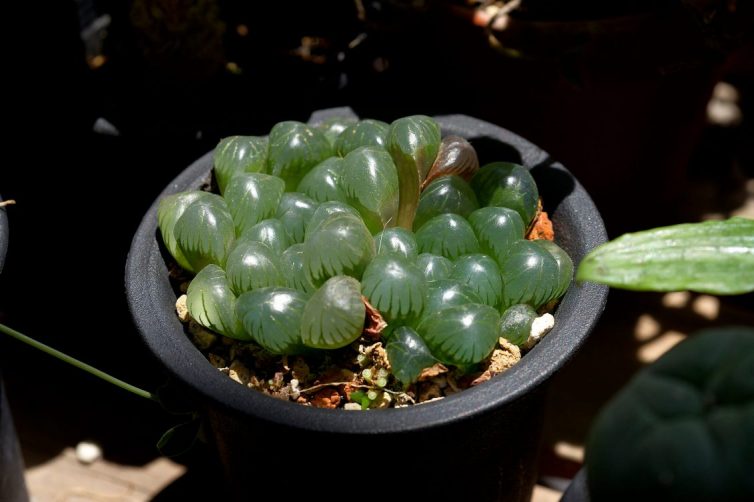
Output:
[586, 326, 754, 501]
[213, 136, 268, 194]
[317, 115, 358, 146]
[301, 276, 365, 349]
[236, 287, 308, 355]
[385, 326, 438, 387]
[186, 264, 247, 340]
[387, 115, 441, 229]
[576, 217, 754, 295]
[334, 119, 389, 156]
[174, 195, 236, 273]
[268, 121, 333, 191]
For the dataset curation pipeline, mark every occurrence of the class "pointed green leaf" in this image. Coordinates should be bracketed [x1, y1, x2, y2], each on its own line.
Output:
[213, 136, 268, 194]
[361, 255, 427, 321]
[296, 157, 347, 203]
[268, 121, 333, 190]
[577, 218, 754, 295]
[157, 191, 210, 271]
[223, 173, 285, 236]
[385, 326, 438, 387]
[225, 238, 284, 295]
[301, 276, 365, 349]
[236, 287, 308, 355]
[186, 265, 247, 339]
[174, 195, 235, 273]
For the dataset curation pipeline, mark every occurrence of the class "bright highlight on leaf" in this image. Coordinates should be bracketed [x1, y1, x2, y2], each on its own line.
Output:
[576, 217, 754, 295]
[301, 276, 365, 349]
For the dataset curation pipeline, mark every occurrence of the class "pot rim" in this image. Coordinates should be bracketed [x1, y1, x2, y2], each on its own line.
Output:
[126, 107, 608, 434]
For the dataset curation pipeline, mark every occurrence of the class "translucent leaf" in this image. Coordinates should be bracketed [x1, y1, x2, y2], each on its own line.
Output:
[174, 195, 235, 273]
[468, 206, 525, 265]
[500, 240, 560, 309]
[499, 304, 538, 346]
[361, 254, 427, 321]
[186, 264, 247, 340]
[296, 157, 347, 203]
[280, 243, 317, 294]
[422, 279, 482, 321]
[301, 276, 365, 349]
[304, 213, 375, 283]
[335, 119, 389, 156]
[387, 115, 441, 229]
[157, 416, 201, 458]
[241, 218, 291, 256]
[535, 240, 574, 300]
[413, 175, 479, 231]
[268, 121, 333, 190]
[451, 254, 504, 308]
[374, 227, 419, 260]
[213, 136, 268, 194]
[236, 287, 308, 355]
[223, 173, 285, 236]
[225, 238, 284, 295]
[416, 253, 454, 281]
[305, 201, 361, 238]
[385, 326, 438, 387]
[275, 192, 319, 244]
[157, 191, 210, 271]
[470, 162, 539, 226]
[416, 303, 501, 367]
[415, 213, 479, 260]
[317, 115, 358, 146]
[422, 135, 479, 188]
[576, 218, 754, 295]
[340, 146, 400, 234]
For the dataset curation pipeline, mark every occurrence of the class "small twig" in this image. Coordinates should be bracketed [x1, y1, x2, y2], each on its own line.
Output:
[299, 381, 408, 397]
[0, 199, 16, 208]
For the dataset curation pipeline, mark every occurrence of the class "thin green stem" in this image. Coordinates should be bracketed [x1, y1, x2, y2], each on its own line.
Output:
[0, 322, 157, 402]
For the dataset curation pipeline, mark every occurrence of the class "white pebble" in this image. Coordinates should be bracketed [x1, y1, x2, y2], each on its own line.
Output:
[524, 314, 555, 349]
[344, 403, 362, 411]
[75, 441, 102, 464]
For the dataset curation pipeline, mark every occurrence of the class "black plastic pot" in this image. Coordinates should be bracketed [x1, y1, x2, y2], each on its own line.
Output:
[561, 468, 590, 502]
[0, 196, 30, 502]
[126, 108, 608, 501]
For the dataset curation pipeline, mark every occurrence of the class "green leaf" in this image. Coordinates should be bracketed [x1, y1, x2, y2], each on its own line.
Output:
[340, 146, 400, 234]
[361, 254, 427, 321]
[223, 173, 285, 236]
[421, 279, 482, 324]
[236, 287, 308, 355]
[415, 253, 454, 281]
[576, 218, 754, 295]
[415, 213, 479, 260]
[275, 192, 319, 244]
[387, 115, 441, 229]
[157, 191, 210, 271]
[157, 415, 201, 458]
[186, 265, 247, 340]
[385, 326, 438, 387]
[174, 195, 236, 273]
[500, 240, 560, 309]
[450, 254, 503, 308]
[468, 206, 525, 265]
[422, 135, 479, 188]
[305, 201, 361, 238]
[268, 121, 334, 190]
[225, 238, 284, 295]
[304, 213, 375, 283]
[413, 175, 479, 231]
[335, 119, 389, 156]
[213, 136, 268, 194]
[317, 115, 358, 146]
[416, 303, 501, 367]
[301, 276, 365, 349]
[241, 218, 291, 256]
[499, 304, 538, 346]
[280, 243, 317, 294]
[296, 157, 348, 203]
[535, 240, 573, 300]
[374, 227, 419, 260]
[470, 162, 539, 226]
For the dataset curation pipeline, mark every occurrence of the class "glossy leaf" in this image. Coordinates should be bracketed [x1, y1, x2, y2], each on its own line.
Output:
[305, 201, 361, 238]
[416, 303, 501, 367]
[223, 173, 285, 236]
[304, 213, 375, 282]
[576, 218, 754, 295]
[422, 135, 479, 188]
[500, 240, 560, 309]
[499, 304, 538, 346]
[213, 136, 268, 194]
[317, 115, 358, 146]
[374, 227, 419, 260]
[296, 157, 347, 203]
[157, 191, 210, 271]
[225, 238, 284, 295]
[241, 218, 291, 255]
[301, 276, 365, 349]
[280, 243, 317, 294]
[422, 279, 482, 320]
[385, 326, 438, 387]
[470, 162, 539, 226]
[413, 175, 479, 231]
[186, 264, 247, 340]
[174, 195, 235, 273]
[451, 254, 504, 308]
[335, 119, 389, 156]
[468, 206, 525, 265]
[416, 253, 454, 281]
[268, 121, 333, 190]
[340, 146, 399, 234]
[535, 240, 573, 299]
[387, 115, 441, 229]
[236, 287, 308, 355]
[415, 213, 479, 260]
[275, 192, 319, 244]
[361, 255, 427, 321]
